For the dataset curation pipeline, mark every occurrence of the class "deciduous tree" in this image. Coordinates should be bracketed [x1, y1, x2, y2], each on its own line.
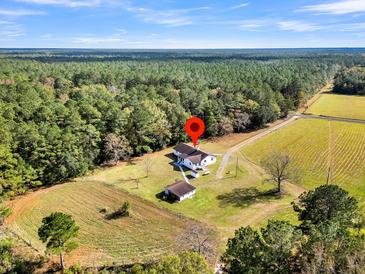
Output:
[177, 223, 216, 260]
[103, 133, 132, 165]
[143, 157, 153, 178]
[260, 151, 300, 194]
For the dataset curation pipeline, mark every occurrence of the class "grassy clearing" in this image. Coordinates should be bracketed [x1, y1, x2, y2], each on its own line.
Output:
[88, 140, 297, 247]
[7, 132, 306, 264]
[242, 119, 365, 201]
[7, 181, 209, 266]
[306, 93, 365, 120]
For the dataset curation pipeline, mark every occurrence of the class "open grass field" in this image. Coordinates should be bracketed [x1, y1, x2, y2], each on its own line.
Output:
[306, 93, 365, 121]
[242, 119, 365, 201]
[6, 181, 210, 266]
[6, 121, 321, 265]
[6, 127, 302, 266]
[87, 140, 298, 247]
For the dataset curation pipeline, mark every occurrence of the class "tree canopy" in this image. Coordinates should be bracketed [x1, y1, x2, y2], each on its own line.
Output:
[129, 252, 212, 274]
[38, 212, 79, 270]
[222, 185, 365, 274]
[0, 50, 363, 197]
[334, 67, 365, 95]
[293, 184, 359, 228]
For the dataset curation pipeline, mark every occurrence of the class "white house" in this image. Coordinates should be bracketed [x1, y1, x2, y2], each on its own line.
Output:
[164, 180, 196, 202]
[173, 143, 216, 171]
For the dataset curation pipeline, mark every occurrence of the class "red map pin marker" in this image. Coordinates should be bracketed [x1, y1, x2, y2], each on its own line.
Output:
[185, 117, 205, 147]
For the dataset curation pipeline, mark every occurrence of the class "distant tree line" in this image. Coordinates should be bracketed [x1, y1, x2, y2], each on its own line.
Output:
[2, 48, 365, 64]
[334, 66, 365, 95]
[0, 52, 362, 197]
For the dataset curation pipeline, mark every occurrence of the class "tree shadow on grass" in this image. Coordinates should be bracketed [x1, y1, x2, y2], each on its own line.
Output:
[115, 177, 145, 185]
[216, 187, 282, 208]
[155, 191, 177, 204]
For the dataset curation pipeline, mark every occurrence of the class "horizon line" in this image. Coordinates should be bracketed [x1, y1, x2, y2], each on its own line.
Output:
[1, 47, 365, 50]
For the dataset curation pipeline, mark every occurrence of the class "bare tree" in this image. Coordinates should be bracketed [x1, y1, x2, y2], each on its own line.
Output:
[218, 116, 234, 136]
[177, 223, 216, 260]
[260, 151, 300, 194]
[233, 111, 251, 132]
[143, 157, 153, 178]
[103, 133, 132, 166]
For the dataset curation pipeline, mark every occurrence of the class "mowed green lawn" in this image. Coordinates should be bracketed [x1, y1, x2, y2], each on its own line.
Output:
[7, 181, 208, 266]
[242, 119, 365, 201]
[306, 93, 365, 120]
[7, 132, 299, 265]
[88, 141, 297, 246]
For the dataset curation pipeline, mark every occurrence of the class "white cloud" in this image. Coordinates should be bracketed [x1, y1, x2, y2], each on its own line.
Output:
[337, 22, 365, 31]
[72, 36, 125, 45]
[2, 31, 25, 37]
[278, 21, 322, 32]
[41, 33, 53, 38]
[115, 28, 128, 35]
[300, 0, 365, 15]
[238, 19, 267, 31]
[349, 22, 365, 29]
[0, 22, 25, 37]
[228, 3, 249, 10]
[0, 8, 45, 16]
[71, 34, 159, 47]
[127, 6, 210, 27]
[124, 41, 152, 46]
[15, 0, 103, 8]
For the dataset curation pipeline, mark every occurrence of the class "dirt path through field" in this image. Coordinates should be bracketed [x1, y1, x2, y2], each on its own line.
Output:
[216, 111, 365, 181]
[216, 115, 299, 179]
[215, 83, 362, 181]
[300, 114, 365, 124]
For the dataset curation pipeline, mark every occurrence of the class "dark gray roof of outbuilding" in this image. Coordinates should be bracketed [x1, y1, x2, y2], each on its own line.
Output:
[165, 180, 196, 198]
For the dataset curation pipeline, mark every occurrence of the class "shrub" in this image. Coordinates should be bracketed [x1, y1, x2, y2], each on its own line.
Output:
[107, 202, 130, 219]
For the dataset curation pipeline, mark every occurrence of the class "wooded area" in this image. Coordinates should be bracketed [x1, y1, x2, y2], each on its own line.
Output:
[334, 66, 365, 95]
[0, 50, 363, 197]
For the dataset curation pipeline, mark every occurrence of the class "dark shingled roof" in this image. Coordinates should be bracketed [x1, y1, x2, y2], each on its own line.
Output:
[173, 143, 210, 164]
[173, 143, 196, 155]
[165, 180, 196, 198]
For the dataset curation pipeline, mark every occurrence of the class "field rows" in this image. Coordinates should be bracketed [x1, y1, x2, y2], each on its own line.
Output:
[7, 181, 200, 266]
[243, 119, 365, 199]
[13, 118, 365, 267]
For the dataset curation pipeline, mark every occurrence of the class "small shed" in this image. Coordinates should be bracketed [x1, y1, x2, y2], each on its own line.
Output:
[164, 180, 196, 202]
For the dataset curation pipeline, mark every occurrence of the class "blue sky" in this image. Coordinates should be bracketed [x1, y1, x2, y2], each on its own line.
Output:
[1, 0, 365, 48]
